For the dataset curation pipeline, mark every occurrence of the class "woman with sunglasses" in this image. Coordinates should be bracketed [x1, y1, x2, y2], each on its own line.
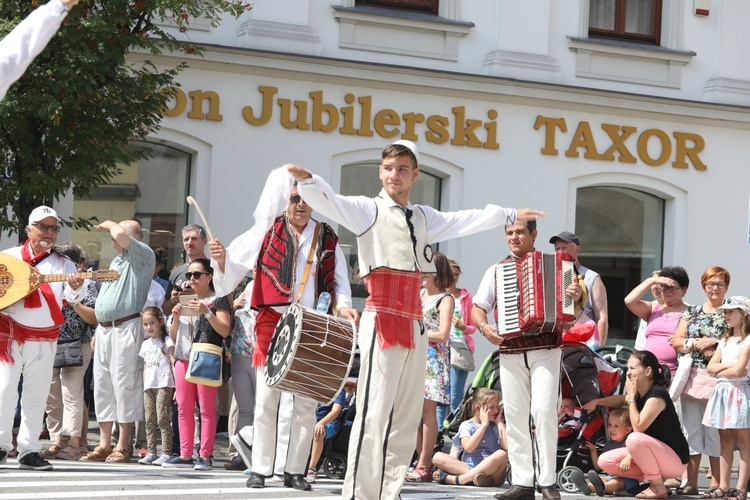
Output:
[164, 258, 231, 470]
[625, 266, 690, 377]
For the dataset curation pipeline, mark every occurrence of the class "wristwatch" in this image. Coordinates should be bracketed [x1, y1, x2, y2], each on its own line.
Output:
[205, 310, 213, 319]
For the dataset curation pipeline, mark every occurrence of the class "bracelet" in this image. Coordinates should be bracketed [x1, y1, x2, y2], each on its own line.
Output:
[480, 323, 488, 334]
[627, 400, 636, 405]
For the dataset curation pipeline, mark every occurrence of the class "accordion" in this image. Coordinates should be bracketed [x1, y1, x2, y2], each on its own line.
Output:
[495, 251, 576, 338]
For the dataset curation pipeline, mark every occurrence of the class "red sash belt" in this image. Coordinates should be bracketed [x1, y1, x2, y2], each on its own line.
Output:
[0, 314, 59, 364]
[364, 269, 422, 350]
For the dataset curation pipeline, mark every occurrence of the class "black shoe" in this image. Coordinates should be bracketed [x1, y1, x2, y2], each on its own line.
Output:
[284, 472, 312, 491]
[223, 455, 247, 471]
[246, 472, 265, 488]
[540, 485, 561, 500]
[587, 470, 606, 497]
[0, 449, 7, 465]
[569, 469, 591, 496]
[18, 452, 53, 471]
[495, 485, 535, 500]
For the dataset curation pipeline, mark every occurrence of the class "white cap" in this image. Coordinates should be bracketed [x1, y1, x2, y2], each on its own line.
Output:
[391, 139, 420, 166]
[28, 205, 60, 225]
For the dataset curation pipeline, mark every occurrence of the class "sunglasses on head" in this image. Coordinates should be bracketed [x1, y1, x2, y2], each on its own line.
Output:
[185, 271, 209, 280]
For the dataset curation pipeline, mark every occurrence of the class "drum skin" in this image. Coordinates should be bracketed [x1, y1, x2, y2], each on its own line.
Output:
[265, 304, 356, 405]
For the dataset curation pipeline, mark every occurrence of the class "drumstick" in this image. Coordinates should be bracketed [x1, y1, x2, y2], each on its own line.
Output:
[186, 196, 216, 241]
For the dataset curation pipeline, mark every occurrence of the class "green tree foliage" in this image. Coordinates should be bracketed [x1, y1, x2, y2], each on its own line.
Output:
[0, 0, 250, 240]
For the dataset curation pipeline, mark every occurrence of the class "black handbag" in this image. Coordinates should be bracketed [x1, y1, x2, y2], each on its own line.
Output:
[53, 339, 84, 368]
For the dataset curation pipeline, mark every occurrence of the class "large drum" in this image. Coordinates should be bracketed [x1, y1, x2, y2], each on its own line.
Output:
[265, 304, 357, 405]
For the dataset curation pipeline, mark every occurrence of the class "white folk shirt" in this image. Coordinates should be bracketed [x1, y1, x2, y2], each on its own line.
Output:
[297, 174, 518, 267]
[0, 0, 69, 101]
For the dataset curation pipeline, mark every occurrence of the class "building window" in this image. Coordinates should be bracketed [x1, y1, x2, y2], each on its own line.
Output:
[589, 0, 662, 45]
[356, 0, 439, 15]
[72, 141, 192, 276]
[574, 186, 664, 344]
[337, 162, 442, 307]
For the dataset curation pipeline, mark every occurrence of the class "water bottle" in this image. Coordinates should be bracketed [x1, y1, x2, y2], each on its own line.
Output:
[454, 309, 463, 337]
[315, 291, 332, 313]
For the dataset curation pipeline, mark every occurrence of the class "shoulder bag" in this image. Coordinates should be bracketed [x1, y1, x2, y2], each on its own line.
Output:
[53, 338, 84, 368]
[185, 314, 223, 387]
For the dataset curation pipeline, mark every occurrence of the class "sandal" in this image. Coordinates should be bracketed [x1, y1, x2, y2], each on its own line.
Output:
[56, 445, 82, 461]
[703, 487, 727, 499]
[636, 490, 669, 499]
[105, 447, 131, 463]
[405, 465, 434, 482]
[40, 443, 64, 459]
[726, 489, 746, 500]
[475, 472, 495, 487]
[80, 445, 112, 462]
[434, 469, 448, 485]
[306, 467, 317, 484]
[677, 485, 700, 496]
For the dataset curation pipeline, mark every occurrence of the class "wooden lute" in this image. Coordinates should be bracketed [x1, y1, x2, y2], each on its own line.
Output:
[0, 253, 120, 311]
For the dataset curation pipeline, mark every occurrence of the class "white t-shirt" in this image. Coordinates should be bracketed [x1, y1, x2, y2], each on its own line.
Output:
[139, 336, 175, 390]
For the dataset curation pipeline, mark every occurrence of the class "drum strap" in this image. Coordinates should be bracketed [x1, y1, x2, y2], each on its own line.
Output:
[295, 222, 321, 303]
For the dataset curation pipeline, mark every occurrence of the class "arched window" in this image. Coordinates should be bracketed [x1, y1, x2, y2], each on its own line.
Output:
[575, 186, 665, 342]
[71, 141, 192, 275]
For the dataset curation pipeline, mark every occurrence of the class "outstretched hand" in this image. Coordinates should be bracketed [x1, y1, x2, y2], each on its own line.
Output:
[516, 209, 546, 221]
[286, 163, 312, 181]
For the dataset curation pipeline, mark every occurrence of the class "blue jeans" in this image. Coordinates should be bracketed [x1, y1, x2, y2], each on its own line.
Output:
[436, 367, 470, 428]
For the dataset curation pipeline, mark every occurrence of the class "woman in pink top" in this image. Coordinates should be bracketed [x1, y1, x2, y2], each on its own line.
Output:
[625, 267, 689, 376]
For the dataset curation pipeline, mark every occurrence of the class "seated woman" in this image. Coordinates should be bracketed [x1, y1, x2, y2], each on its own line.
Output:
[583, 350, 689, 499]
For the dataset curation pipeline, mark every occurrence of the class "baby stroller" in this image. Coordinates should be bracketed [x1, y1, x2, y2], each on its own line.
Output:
[316, 382, 357, 479]
[555, 341, 633, 493]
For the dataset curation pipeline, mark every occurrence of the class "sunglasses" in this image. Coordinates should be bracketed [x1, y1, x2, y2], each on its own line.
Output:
[289, 194, 306, 205]
[32, 222, 61, 234]
[185, 271, 210, 280]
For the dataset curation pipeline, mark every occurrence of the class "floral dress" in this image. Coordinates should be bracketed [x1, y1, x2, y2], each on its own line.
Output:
[680, 304, 726, 369]
[422, 291, 451, 405]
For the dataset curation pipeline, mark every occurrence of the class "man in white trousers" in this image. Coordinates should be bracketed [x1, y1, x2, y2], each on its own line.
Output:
[289, 139, 544, 500]
[210, 183, 357, 491]
[472, 221, 582, 500]
[0, 0, 80, 102]
[0, 206, 84, 470]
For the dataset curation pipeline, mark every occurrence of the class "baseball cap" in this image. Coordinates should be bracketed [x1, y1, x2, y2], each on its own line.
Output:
[28, 205, 60, 225]
[718, 296, 750, 313]
[549, 231, 580, 246]
[391, 139, 419, 166]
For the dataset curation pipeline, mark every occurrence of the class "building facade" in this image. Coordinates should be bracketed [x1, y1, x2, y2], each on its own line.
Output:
[19, 0, 750, 357]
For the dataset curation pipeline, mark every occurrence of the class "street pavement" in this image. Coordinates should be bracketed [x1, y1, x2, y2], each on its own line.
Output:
[0, 454, 727, 500]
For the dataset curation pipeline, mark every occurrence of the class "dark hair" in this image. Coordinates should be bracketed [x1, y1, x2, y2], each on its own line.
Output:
[431, 252, 453, 290]
[659, 266, 689, 289]
[142, 306, 168, 345]
[54, 241, 82, 264]
[629, 350, 672, 388]
[189, 258, 215, 292]
[505, 220, 536, 233]
[382, 143, 417, 168]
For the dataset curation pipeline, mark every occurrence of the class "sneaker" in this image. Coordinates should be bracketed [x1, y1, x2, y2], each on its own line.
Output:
[137, 447, 148, 458]
[194, 456, 213, 471]
[229, 426, 253, 470]
[224, 455, 247, 471]
[161, 456, 194, 468]
[0, 449, 7, 465]
[18, 452, 53, 471]
[569, 468, 591, 496]
[587, 470, 607, 497]
[138, 453, 158, 465]
[152, 454, 171, 466]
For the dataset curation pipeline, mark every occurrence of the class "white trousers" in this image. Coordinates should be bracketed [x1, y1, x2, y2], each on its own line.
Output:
[499, 348, 562, 488]
[250, 367, 316, 476]
[0, 340, 56, 458]
[343, 312, 429, 500]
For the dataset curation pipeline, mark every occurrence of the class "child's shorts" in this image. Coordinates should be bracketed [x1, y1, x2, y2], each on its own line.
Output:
[605, 475, 639, 491]
[324, 421, 340, 440]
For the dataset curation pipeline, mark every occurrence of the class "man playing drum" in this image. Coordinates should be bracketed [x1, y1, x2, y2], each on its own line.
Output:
[210, 183, 357, 491]
[288, 140, 544, 500]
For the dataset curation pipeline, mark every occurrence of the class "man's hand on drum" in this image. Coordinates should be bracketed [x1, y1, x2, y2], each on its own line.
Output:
[339, 307, 359, 326]
[208, 239, 226, 272]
